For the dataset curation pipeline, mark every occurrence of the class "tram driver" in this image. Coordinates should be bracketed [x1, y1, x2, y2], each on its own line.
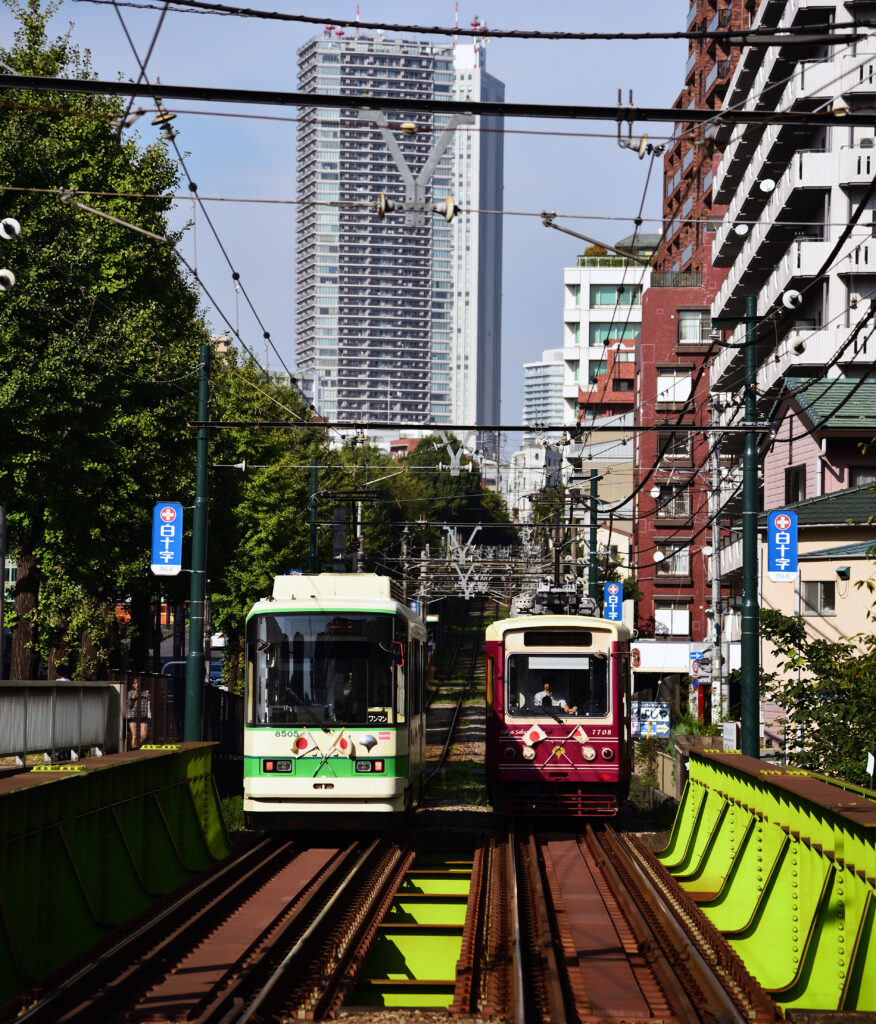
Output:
[532, 678, 577, 715]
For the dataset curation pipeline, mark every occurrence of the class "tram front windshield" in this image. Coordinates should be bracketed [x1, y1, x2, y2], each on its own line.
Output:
[506, 653, 608, 718]
[247, 612, 396, 727]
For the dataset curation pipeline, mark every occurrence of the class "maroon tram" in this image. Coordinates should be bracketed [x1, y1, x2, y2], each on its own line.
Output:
[484, 594, 632, 817]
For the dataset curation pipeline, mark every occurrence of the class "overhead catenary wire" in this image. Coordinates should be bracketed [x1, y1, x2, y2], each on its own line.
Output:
[72, 0, 872, 47]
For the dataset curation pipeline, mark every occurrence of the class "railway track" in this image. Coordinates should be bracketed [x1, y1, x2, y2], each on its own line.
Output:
[8, 823, 781, 1023]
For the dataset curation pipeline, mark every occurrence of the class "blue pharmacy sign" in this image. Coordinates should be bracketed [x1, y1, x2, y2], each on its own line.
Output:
[603, 581, 623, 621]
[151, 501, 184, 576]
[767, 509, 798, 582]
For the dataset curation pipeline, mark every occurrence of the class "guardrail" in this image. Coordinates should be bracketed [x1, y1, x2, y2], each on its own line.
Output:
[0, 678, 244, 763]
[0, 682, 122, 761]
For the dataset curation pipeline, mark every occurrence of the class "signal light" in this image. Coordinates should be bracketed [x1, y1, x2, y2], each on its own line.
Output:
[601, 747, 614, 761]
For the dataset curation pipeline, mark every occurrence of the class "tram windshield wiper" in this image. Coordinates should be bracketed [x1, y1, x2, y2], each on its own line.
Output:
[285, 688, 331, 732]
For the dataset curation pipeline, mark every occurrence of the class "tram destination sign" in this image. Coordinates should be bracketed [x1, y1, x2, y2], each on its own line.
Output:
[767, 509, 798, 582]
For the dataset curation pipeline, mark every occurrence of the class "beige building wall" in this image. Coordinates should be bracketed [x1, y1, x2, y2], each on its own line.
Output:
[759, 530, 875, 682]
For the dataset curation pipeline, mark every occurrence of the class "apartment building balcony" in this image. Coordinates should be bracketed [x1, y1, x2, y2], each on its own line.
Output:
[705, 535, 743, 580]
[720, 48, 876, 198]
[714, 233, 831, 322]
[713, 148, 831, 269]
[704, 58, 733, 100]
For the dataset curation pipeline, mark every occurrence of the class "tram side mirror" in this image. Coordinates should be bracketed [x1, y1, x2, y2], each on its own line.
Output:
[392, 641, 405, 667]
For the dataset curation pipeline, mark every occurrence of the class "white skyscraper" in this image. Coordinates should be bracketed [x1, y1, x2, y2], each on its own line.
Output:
[295, 30, 504, 428]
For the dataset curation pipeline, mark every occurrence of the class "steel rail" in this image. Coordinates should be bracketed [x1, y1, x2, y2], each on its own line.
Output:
[12, 836, 287, 1024]
[507, 828, 527, 1024]
[235, 838, 381, 1024]
[600, 826, 754, 1024]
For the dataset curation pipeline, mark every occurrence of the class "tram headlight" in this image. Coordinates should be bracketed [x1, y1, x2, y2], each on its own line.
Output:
[601, 747, 615, 761]
[581, 744, 597, 762]
[522, 745, 536, 761]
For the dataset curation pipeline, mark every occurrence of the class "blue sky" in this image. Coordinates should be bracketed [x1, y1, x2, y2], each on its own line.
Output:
[1, 0, 687, 425]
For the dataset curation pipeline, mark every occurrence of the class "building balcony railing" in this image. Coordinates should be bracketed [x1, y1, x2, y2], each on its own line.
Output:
[705, 58, 732, 93]
[650, 272, 703, 288]
[685, 50, 697, 79]
[713, 149, 832, 285]
[686, 2, 698, 29]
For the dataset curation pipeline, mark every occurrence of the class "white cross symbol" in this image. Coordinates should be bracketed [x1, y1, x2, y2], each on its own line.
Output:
[608, 584, 619, 594]
[775, 514, 791, 530]
[160, 506, 177, 523]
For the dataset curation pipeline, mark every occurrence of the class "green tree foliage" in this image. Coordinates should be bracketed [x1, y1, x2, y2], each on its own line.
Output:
[760, 607, 876, 786]
[0, 0, 208, 676]
[399, 434, 514, 547]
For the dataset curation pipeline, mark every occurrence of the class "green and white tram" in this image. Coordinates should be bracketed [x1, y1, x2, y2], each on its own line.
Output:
[243, 573, 427, 828]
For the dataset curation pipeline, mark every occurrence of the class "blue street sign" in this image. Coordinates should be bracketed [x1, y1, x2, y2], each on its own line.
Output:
[603, 581, 622, 621]
[151, 501, 183, 576]
[767, 509, 798, 582]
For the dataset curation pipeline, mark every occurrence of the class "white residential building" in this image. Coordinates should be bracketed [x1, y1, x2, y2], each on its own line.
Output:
[295, 31, 504, 428]
[560, 241, 656, 425]
[522, 347, 564, 443]
[506, 444, 562, 521]
[709, 0, 876, 529]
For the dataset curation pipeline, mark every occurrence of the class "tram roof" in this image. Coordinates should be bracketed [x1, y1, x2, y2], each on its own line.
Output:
[485, 615, 630, 642]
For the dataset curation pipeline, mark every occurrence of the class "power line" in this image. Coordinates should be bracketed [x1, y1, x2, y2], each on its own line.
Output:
[72, 0, 870, 47]
[5, 73, 876, 127]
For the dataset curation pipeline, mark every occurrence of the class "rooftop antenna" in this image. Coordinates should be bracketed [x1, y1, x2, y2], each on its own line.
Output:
[356, 4, 360, 36]
[454, 1, 458, 45]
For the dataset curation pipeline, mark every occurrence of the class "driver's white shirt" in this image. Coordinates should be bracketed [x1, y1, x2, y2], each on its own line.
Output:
[533, 689, 567, 707]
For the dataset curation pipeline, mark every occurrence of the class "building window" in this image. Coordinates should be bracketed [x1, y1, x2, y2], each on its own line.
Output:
[850, 466, 876, 487]
[655, 601, 690, 636]
[655, 485, 690, 518]
[655, 544, 690, 576]
[656, 367, 692, 404]
[566, 283, 580, 306]
[589, 323, 639, 346]
[612, 378, 634, 392]
[678, 309, 710, 344]
[589, 284, 642, 307]
[802, 581, 836, 616]
[785, 465, 806, 504]
[657, 431, 691, 462]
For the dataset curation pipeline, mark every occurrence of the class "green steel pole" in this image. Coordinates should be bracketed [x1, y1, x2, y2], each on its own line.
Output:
[184, 344, 210, 742]
[741, 295, 760, 757]
[309, 459, 318, 573]
[589, 468, 598, 602]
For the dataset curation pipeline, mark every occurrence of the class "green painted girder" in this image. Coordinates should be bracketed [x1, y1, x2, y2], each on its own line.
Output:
[656, 750, 876, 1012]
[0, 744, 233, 1010]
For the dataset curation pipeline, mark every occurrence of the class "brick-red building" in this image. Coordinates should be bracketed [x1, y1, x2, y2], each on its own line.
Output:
[635, 0, 759, 656]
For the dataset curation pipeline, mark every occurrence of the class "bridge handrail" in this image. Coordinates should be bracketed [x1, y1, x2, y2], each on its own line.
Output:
[0, 681, 123, 759]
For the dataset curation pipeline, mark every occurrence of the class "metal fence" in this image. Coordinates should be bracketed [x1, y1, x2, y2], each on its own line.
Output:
[0, 677, 244, 762]
[0, 682, 123, 759]
[108, 672, 244, 757]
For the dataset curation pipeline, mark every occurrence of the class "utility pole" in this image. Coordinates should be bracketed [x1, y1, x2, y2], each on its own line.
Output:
[713, 295, 760, 758]
[309, 459, 318, 573]
[588, 468, 598, 602]
[401, 528, 410, 603]
[709, 420, 725, 719]
[740, 294, 760, 758]
[184, 344, 210, 742]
